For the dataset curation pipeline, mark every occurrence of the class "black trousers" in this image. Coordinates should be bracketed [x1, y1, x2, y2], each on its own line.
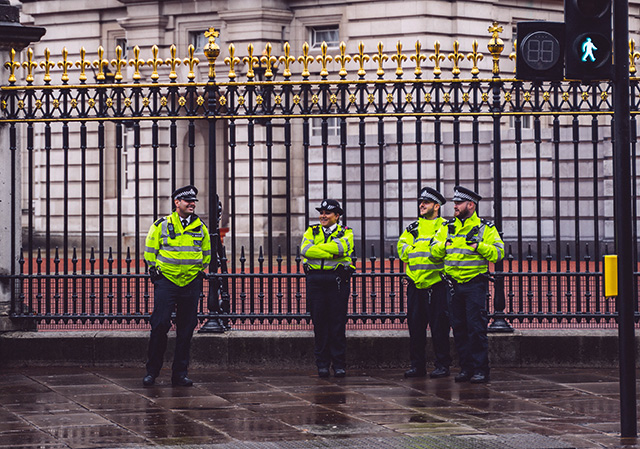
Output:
[406, 280, 451, 371]
[448, 275, 489, 376]
[146, 276, 202, 379]
[306, 270, 350, 370]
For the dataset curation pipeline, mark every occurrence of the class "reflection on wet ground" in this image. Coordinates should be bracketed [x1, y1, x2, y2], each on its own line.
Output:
[0, 366, 638, 449]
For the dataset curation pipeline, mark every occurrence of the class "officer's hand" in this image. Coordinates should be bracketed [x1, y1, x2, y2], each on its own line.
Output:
[466, 234, 480, 247]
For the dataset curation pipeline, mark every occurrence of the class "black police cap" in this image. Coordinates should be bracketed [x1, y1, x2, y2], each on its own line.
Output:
[172, 185, 199, 201]
[418, 187, 446, 205]
[452, 185, 482, 204]
[315, 199, 344, 215]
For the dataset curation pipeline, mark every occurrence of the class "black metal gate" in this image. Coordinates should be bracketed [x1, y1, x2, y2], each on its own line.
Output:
[2, 24, 639, 328]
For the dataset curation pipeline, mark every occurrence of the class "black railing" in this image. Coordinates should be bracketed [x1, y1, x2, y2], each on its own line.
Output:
[2, 28, 640, 328]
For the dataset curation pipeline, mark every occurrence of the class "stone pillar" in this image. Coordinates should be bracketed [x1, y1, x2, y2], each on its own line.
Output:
[0, 0, 45, 332]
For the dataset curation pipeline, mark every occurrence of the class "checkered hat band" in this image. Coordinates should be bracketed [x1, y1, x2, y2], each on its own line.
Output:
[176, 189, 197, 199]
[453, 191, 476, 202]
[419, 192, 441, 204]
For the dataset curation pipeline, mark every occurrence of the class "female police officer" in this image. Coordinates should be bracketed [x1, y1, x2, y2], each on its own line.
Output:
[301, 199, 355, 378]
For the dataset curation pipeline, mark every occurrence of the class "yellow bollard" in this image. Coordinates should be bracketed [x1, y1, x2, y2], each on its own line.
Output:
[603, 255, 618, 297]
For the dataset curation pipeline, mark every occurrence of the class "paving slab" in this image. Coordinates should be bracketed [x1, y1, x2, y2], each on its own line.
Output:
[0, 367, 638, 449]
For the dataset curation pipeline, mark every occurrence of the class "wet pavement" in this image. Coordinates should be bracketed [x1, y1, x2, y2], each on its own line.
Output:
[0, 366, 639, 449]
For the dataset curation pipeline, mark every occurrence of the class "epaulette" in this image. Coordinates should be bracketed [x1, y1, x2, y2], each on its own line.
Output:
[480, 218, 495, 227]
[405, 220, 419, 233]
[312, 224, 321, 236]
[443, 218, 455, 225]
[154, 217, 166, 226]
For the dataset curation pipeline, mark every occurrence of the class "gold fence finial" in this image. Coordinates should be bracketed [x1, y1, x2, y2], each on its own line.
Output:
[130, 46, 145, 81]
[509, 40, 517, 74]
[630, 39, 640, 75]
[23, 48, 37, 83]
[354, 41, 369, 77]
[372, 42, 387, 77]
[58, 47, 73, 83]
[184, 44, 199, 80]
[203, 27, 220, 79]
[93, 46, 108, 81]
[166, 44, 181, 80]
[448, 41, 464, 77]
[334, 41, 350, 78]
[279, 42, 295, 78]
[487, 21, 504, 76]
[224, 44, 241, 79]
[75, 47, 91, 82]
[111, 45, 127, 81]
[298, 42, 313, 78]
[261, 42, 278, 78]
[5, 48, 20, 83]
[147, 45, 163, 81]
[244, 44, 259, 79]
[316, 41, 332, 77]
[40, 48, 54, 83]
[392, 41, 406, 77]
[410, 41, 426, 77]
[467, 40, 484, 77]
[429, 41, 445, 77]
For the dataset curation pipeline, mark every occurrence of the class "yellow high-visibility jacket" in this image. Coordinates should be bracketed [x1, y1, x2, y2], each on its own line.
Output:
[300, 224, 354, 270]
[431, 212, 504, 283]
[397, 216, 445, 288]
[144, 211, 211, 286]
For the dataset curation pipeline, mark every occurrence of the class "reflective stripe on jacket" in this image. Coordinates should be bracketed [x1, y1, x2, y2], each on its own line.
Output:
[431, 212, 504, 283]
[300, 224, 354, 270]
[397, 216, 445, 289]
[144, 211, 211, 287]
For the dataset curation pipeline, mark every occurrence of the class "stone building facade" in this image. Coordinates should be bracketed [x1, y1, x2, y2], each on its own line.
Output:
[10, 0, 640, 255]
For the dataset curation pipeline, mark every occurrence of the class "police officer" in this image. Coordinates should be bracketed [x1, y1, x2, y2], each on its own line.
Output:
[301, 199, 354, 378]
[143, 185, 211, 387]
[398, 187, 451, 378]
[431, 186, 504, 384]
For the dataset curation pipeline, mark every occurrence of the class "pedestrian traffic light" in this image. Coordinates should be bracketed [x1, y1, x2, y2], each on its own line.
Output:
[516, 22, 565, 81]
[564, 0, 612, 81]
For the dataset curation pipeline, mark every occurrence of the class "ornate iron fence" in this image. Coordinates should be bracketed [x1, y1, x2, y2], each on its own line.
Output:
[2, 23, 639, 328]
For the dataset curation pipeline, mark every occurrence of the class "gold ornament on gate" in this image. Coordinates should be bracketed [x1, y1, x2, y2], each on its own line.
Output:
[203, 27, 220, 79]
[487, 21, 504, 76]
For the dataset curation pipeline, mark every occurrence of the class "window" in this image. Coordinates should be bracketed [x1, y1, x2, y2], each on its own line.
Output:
[509, 114, 532, 129]
[115, 37, 128, 58]
[190, 30, 210, 54]
[310, 26, 339, 49]
[122, 122, 135, 192]
[311, 117, 340, 137]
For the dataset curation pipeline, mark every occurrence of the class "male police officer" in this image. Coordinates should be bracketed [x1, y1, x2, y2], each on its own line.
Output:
[398, 187, 452, 378]
[143, 185, 211, 387]
[431, 186, 504, 384]
[301, 199, 354, 378]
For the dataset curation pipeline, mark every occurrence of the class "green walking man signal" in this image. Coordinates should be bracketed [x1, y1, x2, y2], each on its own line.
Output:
[581, 37, 597, 62]
[564, 0, 612, 81]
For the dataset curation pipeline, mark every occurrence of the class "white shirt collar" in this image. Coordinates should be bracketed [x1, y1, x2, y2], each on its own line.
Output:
[323, 223, 338, 234]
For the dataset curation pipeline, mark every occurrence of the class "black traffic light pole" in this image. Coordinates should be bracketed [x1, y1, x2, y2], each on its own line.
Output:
[612, 0, 637, 439]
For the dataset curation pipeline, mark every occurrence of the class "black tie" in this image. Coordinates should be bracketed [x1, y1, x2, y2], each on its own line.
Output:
[182, 219, 188, 228]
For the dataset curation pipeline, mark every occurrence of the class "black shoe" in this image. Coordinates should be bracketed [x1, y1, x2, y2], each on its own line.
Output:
[334, 368, 346, 378]
[454, 371, 472, 383]
[171, 376, 194, 387]
[318, 368, 330, 378]
[142, 374, 156, 387]
[404, 367, 427, 378]
[429, 367, 450, 379]
[470, 373, 490, 384]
